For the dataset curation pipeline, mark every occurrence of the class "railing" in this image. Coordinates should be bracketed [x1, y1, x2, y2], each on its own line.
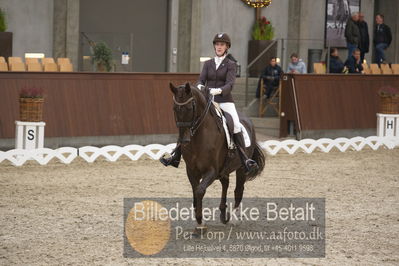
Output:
[79, 32, 134, 72]
[245, 40, 277, 106]
[245, 38, 330, 107]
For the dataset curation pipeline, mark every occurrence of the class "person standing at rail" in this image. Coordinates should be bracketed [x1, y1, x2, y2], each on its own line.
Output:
[373, 14, 392, 64]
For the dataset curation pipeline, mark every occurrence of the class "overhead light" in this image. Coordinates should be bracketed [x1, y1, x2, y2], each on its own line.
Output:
[200, 57, 211, 62]
[25, 53, 45, 59]
[276, 57, 280, 63]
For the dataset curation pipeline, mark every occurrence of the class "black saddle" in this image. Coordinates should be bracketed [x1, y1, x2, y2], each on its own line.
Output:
[222, 111, 235, 137]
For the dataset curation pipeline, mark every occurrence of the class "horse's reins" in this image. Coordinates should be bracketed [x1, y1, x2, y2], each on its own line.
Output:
[172, 90, 213, 137]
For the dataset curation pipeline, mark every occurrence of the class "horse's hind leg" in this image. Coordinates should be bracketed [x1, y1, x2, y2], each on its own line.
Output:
[234, 169, 246, 209]
[228, 169, 246, 224]
[219, 176, 230, 224]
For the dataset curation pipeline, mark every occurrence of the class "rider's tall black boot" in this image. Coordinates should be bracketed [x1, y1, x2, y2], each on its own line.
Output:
[159, 144, 182, 168]
[233, 132, 258, 174]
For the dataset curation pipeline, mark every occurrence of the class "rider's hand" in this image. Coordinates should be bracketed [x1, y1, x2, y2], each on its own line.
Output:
[197, 84, 205, 90]
[210, 88, 222, 96]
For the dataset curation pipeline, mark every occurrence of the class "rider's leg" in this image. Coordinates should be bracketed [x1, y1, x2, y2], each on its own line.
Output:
[219, 102, 258, 174]
[159, 143, 182, 168]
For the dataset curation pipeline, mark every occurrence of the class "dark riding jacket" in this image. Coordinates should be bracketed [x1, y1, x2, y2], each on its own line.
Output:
[197, 57, 236, 103]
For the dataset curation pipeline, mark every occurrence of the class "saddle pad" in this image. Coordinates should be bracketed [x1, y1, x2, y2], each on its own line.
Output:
[212, 102, 251, 148]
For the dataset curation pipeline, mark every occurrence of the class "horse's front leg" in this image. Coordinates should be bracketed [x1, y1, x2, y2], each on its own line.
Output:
[194, 170, 216, 230]
[187, 173, 199, 211]
[219, 176, 230, 224]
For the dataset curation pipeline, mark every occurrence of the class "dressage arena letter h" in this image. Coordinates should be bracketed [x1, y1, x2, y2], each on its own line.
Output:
[377, 113, 399, 138]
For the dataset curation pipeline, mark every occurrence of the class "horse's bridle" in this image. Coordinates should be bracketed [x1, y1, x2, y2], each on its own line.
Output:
[172, 91, 213, 137]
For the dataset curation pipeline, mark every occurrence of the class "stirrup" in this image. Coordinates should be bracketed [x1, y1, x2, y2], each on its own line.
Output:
[159, 155, 180, 168]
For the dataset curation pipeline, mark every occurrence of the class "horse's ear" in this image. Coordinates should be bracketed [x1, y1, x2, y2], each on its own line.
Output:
[185, 82, 191, 94]
[169, 83, 177, 94]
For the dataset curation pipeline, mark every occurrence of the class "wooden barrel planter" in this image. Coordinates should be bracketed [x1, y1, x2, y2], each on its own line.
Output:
[379, 95, 399, 114]
[19, 97, 44, 122]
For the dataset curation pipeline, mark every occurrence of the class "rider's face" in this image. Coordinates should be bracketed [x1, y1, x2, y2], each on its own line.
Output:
[214, 42, 228, 57]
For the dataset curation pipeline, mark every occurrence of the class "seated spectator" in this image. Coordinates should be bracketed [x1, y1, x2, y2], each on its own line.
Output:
[256, 57, 283, 98]
[344, 49, 364, 74]
[287, 53, 307, 74]
[329, 48, 345, 73]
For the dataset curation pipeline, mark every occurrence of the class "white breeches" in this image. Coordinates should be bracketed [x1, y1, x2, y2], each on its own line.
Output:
[219, 102, 241, 133]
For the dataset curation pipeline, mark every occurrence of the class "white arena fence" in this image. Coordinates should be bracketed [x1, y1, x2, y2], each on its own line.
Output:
[0, 136, 398, 167]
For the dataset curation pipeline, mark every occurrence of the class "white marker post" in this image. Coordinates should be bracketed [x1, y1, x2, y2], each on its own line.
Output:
[377, 113, 399, 138]
[15, 121, 46, 150]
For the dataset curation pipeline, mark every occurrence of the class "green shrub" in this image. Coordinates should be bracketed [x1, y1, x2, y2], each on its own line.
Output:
[0, 8, 7, 32]
[92, 42, 113, 72]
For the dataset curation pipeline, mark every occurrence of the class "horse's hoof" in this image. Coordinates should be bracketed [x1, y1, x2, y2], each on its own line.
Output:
[220, 211, 230, 224]
[193, 225, 207, 238]
[228, 208, 242, 226]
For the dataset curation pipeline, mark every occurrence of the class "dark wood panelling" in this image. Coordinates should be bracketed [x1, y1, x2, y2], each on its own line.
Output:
[280, 74, 399, 137]
[0, 72, 198, 138]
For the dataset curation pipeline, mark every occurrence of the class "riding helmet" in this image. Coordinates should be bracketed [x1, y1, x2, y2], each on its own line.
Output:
[213, 33, 231, 48]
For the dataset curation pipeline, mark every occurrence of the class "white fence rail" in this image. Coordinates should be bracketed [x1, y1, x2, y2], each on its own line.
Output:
[0, 137, 398, 167]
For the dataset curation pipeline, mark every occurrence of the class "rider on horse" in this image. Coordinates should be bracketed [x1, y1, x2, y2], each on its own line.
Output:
[160, 33, 258, 174]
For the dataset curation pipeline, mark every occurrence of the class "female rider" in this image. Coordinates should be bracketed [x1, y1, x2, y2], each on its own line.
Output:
[160, 33, 258, 174]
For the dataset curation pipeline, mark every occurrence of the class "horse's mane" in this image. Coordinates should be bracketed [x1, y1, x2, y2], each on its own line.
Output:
[187, 84, 223, 133]
[190, 84, 207, 102]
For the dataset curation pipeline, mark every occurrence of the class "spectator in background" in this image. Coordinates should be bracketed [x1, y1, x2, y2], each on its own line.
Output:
[358, 12, 370, 63]
[344, 12, 360, 60]
[287, 53, 307, 74]
[373, 14, 392, 64]
[329, 47, 345, 73]
[344, 48, 363, 74]
[256, 57, 283, 99]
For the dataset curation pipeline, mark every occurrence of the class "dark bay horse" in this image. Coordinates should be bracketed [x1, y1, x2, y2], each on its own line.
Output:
[169, 82, 265, 229]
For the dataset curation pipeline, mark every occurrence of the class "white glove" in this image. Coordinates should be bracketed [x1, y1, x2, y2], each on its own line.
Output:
[209, 88, 222, 96]
[197, 84, 205, 90]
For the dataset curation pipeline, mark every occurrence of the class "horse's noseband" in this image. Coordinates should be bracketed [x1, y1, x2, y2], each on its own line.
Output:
[173, 95, 196, 129]
[172, 92, 212, 137]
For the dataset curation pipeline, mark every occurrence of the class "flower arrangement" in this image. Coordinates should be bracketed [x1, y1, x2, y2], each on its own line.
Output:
[377, 86, 399, 97]
[20, 87, 44, 98]
[377, 86, 399, 114]
[252, 16, 274, 40]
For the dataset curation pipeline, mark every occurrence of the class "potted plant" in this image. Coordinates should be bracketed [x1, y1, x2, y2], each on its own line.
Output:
[377, 86, 399, 114]
[0, 8, 13, 59]
[19, 88, 44, 122]
[248, 16, 277, 77]
[92, 42, 113, 72]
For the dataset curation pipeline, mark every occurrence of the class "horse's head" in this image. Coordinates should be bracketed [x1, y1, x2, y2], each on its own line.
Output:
[169, 82, 209, 143]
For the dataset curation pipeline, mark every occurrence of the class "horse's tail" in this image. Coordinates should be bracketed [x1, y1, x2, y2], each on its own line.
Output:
[246, 143, 265, 181]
